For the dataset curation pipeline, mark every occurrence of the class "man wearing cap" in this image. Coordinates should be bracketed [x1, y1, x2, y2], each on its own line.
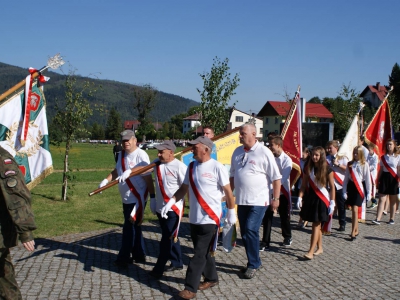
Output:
[230, 123, 282, 279]
[167, 136, 236, 299]
[146, 140, 187, 279]
[98, 130, 151, 268]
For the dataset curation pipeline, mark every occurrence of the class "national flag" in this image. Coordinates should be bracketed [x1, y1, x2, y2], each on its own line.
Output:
[281, 89, 302, 187]
[338, 114, 359, 160]
[364, 99, 393, 157]
[0, 82, 53, 189]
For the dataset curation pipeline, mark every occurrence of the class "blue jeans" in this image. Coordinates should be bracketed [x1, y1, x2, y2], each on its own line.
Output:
[116, 203, 146, 263]
[237, 205, 267, 269]
[153, 211, 183, 274]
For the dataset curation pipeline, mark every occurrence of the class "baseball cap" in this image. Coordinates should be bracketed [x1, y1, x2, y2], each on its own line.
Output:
[188, 136, 213, 149]
[155, 140, 176, 151]
[120, 130, 136, 140]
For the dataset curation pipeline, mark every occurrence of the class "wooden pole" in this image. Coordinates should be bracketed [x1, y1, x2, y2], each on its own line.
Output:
[0, 66, 50, 102]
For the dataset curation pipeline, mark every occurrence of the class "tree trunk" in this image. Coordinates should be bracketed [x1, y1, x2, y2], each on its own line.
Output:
[61, 142, 70, 201]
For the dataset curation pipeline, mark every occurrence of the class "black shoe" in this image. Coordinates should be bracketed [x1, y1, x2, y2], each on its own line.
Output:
[281, 238, 292, 247]
[132, 255, 146, 263]
[338, 225, 346, 231]
[148, 270, 163, 279]
[349, 236, 356, 241]
[164, 265, 183, 272]
[113, 260, 129, 268]
[259, 242, 269, 251]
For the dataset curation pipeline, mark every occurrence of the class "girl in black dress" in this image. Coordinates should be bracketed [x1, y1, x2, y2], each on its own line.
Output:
[373, 139, 400, 225]
[298, 147, 335, 259]
[342, 146, 371, 240]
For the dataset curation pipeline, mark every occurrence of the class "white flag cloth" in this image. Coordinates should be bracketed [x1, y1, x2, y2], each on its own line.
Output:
[0, 83, 53, 189]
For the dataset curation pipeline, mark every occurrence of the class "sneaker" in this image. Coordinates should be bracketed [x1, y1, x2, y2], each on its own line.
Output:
[243, 267, 259, 279]
[368, 202, 378, 209]
[372, 219, 380, 225]
[259, 242, 269, 251]
[383, 211, 388, 215]
[281, 238, 292, 247]
[388, 219, 395, 225]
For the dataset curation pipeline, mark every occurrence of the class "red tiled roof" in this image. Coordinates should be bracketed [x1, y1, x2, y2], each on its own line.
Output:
[124, 120, 140, 129]
[183, 113, 200, 120]
[258, 101, 333, 118]
[359, 84, 388, 101]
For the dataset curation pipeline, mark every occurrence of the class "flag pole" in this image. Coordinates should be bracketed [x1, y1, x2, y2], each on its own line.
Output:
[0, 53, 65, 102]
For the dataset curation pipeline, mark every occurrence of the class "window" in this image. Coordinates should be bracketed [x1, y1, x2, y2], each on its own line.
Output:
[259, 128, 263, 134]
[275, 117, 279, 124]
[275, 130, 278, 134]
[264, 130, 269, 136]
[235, 116, 243, 122]
[265, 118, 269, 124]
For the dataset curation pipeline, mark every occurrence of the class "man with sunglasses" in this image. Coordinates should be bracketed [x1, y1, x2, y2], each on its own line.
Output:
[230, 123, 282, 279]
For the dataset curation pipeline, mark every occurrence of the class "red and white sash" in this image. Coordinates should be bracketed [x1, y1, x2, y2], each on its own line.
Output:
[381, 155, 400, 182]
[121, 151, 148, 225]
[348, 163, 365, 199]
[189, 162, 220, 254]
[156, 164, 184, 242]
[309, 170, 330, 208]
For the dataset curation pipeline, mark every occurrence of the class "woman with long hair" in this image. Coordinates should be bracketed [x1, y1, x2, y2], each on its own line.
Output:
[298, 147, 335, 259]
[342, 146, 371, 240]
[373, 139, 400, 225]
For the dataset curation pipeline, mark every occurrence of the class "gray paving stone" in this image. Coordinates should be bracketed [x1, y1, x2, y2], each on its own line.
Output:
[10, 208, 400, 299]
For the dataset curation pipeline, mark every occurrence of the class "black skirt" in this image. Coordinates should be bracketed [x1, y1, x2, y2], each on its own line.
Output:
[345, 180, 365, 207]
[300, 188, 329, 223]
[378, 172, 400, 195]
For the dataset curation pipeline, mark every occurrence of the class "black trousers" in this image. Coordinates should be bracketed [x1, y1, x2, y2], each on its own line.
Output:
[335, 187, 346, 226]
[262, 195, 292, 244]
[184, 224, 218, 293]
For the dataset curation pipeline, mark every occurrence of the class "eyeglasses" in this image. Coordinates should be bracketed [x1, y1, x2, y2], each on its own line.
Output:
[241, 152, 248, 166]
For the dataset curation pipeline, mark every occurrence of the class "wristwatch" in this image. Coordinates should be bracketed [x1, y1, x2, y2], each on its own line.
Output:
[272, 197, 280, 201]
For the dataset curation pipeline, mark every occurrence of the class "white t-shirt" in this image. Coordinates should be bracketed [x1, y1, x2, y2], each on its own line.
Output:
[183, 159, 229, 225]
[275, 152, 292, 199]
[326, 154, 348, 189]
[367, 152, 378, 180]
[152, 158, 187, 213]
[342, 161, 371, 197]
[230, 141, 282, 206]
[116, 148, 150, 204]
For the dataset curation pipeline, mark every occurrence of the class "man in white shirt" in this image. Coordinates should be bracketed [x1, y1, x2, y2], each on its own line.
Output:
[98, 130, 151, 268]
[146, 140, 187, 279]
[230, 124, 282, 279]
[261, 135, 293, 249]
[326, 140, 348, 231]
[167, 136, 236, 300]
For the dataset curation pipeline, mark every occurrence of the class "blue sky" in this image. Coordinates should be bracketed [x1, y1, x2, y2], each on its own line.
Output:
[1, 1, 399, 116]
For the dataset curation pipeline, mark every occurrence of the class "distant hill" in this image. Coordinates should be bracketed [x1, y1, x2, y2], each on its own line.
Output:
[0, 62, 199, 125]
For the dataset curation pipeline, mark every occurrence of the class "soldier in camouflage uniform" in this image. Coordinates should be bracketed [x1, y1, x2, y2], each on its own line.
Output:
[0, 146, 36, 300]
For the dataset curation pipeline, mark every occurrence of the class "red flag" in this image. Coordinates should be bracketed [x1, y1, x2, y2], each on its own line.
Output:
[364, 99, 393, 157]
[281, 89, 302, 187]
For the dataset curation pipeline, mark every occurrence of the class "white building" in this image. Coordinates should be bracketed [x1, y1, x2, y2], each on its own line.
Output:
[226, 107, 263, 139]
[182, 113, 201, 134]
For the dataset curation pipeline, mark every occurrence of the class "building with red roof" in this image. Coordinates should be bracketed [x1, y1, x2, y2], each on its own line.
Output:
[359, 82, 389, 108]
[257, 101, 333, 139]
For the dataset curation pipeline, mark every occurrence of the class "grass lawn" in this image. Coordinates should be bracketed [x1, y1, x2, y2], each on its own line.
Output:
[31, 143, 187, 238]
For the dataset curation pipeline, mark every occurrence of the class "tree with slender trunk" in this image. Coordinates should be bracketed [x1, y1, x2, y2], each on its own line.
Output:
[52, 73, 99, 200]
[197, 57, 240, 135]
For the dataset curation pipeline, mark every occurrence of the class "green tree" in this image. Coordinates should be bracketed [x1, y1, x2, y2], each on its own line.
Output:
[106, 107, 122, 139]
[132, 84, 158, 141]
[91, 122, 105, 139]
[308, 96, 322, 104]
[52, 73, 99, 200]
[388, 63, 400, 128]
[197, 57, 240, 135]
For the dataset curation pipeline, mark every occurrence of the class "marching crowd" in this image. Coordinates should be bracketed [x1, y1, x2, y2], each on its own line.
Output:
[96, 124, 400, 299]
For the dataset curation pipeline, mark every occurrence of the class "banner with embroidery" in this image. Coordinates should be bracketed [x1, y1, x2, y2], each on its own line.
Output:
[0, 83, 53, 189]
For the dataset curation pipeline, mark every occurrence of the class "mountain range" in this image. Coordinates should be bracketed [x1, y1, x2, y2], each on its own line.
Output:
[0, 62, 199, 125]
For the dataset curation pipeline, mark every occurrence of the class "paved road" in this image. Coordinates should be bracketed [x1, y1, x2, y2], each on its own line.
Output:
[11, 208, 399, 299]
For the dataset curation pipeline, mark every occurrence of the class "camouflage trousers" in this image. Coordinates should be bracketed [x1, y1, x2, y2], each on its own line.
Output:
[0, 248, 22, 300]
